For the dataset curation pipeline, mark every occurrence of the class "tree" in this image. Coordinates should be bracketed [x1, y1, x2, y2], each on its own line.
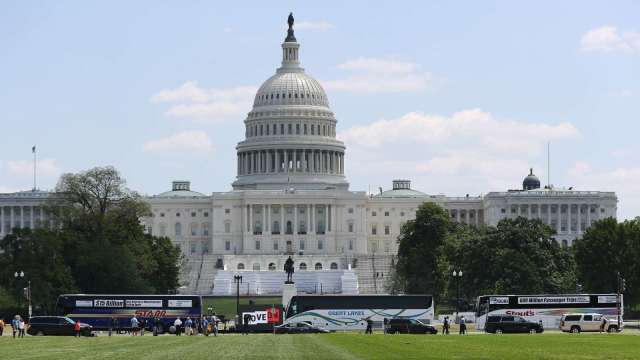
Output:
[453, 217, 576, 298]
[0, 228, 77, 314]
[50, 166, 181, 294]
[394, 202, 450, 299]
[574, 218, 639, 306]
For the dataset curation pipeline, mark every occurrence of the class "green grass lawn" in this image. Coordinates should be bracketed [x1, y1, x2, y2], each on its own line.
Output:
[1, 333, 638, 360]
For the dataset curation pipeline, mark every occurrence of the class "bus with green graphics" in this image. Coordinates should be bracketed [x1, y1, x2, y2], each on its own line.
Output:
[283, 295, 434, 331]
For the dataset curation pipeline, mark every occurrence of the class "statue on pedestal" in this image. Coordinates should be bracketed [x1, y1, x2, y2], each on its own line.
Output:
[284, 256, 295, 283]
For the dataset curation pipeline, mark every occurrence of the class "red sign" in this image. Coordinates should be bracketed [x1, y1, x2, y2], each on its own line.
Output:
[267, 307, 280, 323]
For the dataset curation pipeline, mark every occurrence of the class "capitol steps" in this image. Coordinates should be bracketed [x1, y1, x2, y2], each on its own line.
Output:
[353, 255, 395, 294]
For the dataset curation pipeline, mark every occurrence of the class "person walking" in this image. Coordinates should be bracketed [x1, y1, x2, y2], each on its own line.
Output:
[459, 316, 466, 335]
[202, 317, 209, 336]
[174, 318, 182, 336]
[130, 315, 139, 336]
[18, 317, 25, 338]
[383, 318, 388, 334]
[140, 319, 146, 336]
[11, 315, 19, 338]
[212, 314, 219, 337]
[108, 316, 115, 337]
[443, 316, 450, 335]
[184, 317, 193, 336]
[0, 318, 5, 337]
[153, 317, 161, 336]
[74, 320, 81, 337]
[242, 313, 251, 335]
[365, 317, 373, 334]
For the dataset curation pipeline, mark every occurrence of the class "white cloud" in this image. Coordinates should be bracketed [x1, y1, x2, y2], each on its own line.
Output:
[322, 58, 432, 94]
[341, 109, 579, 197]
[581, 26, 640, 53]
[295, 21, 334, 31]
[0, 186, 29, 193]
[7, 158, 61, 178]
[150, 81, 257, 123]
[143, 131, 213, 153]
[340, 109, 579, 151]
[567, 162, 640, 220]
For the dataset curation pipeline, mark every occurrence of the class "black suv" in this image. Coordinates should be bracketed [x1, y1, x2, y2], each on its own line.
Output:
[388, 319, 438, 334]
[485, 315, 543, 334]
[27, 316, 93, 336]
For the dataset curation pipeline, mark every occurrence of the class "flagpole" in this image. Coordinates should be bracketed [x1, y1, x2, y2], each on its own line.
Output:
[32, 146, 37, 191]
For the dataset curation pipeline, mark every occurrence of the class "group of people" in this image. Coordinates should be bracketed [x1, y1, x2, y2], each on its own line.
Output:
[1, 315, 27, 338]
[442, 315, 467, 334]
[173, 315, 220, 336]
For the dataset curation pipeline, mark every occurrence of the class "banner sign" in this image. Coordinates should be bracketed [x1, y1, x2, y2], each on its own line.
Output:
[168, 300, 192, 308]
[243, 311, 268, 325]
[489, 297, 509, 305]
[598, 296, 617, 304]
[94, 299, 124, 308]
[75, 300, 93, 307]
[518, 296, 589, 305]
[267, 307, 281, 323]
[126, 300, 163, 308]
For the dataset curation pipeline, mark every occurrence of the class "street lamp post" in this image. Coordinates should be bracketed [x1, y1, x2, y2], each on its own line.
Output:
[14, 271, 30, 320]
[452, 270, 463, 317]
[233, 274, 243, 323]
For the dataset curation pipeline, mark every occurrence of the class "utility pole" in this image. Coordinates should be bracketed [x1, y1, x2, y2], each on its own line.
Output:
[234, 274, 243, 325]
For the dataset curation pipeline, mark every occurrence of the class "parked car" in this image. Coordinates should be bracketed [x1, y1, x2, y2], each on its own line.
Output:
[27, 316, 93, 336]
[560, 313, 621, 333]
[484, 315, 543, 334]
[387, 319, 438, 334]
[274, 322, 331, 334]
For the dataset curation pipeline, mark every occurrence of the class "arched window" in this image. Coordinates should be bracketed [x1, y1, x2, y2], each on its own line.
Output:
[299, 262, 307, 270]
[330, 262, 338, 270]
[190, 222, 198, 236]
[253, 263, 261, 271]
[315, 263, 323, 271]
[237, 263, 245, 270]
[272, 221, 280, 234]
[268, 263, 276, 271]
[286, 221, 293, 235]
[174, 222, 182, 236]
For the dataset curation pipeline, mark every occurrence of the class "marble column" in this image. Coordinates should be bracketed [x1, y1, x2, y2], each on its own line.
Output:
[557, 204, 562, 233]
[266, 205, 270, 233]
[275, 150, 280, 173]
[284, 150, 289, 173]
[262, 204, 266, 234]
[587, 204, 591, 229]
[280, 205, 285, 234]
[30, 206, 34, 228]
[0, 207, 3, 234]
[10, 206, 14, 231]
[311, 204, 315, 232]
[324, 205, 328, 234]
[249, 204, 253, 234]
[310, 150, 315, 173]
[294, 205, 298, 234]
[307, 204, 311, 233]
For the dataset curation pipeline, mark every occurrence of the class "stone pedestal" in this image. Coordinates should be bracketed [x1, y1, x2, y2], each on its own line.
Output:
[282, 282, 297, 309]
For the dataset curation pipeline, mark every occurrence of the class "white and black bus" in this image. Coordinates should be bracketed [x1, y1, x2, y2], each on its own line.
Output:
[283, 294, 434, 331]
[476, 294, 622, 330]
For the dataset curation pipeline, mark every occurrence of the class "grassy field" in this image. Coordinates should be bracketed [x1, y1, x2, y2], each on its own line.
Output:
[0, 332, 638, 360]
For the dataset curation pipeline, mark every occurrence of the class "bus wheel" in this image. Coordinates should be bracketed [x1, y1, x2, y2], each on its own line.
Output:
[570, 326, 580, 334]
[607, 326, 617, 333]
[495, 328, 503, 334]
[529, 328, 536, 334]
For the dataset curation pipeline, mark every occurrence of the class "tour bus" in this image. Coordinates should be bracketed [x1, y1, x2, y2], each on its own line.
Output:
[56, 294, 202, 333]
[476, 294, 622, 330]
[283, 294, 434, 331]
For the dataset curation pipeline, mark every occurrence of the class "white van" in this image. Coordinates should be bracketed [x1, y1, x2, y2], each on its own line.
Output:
[559, 313, 622, 333]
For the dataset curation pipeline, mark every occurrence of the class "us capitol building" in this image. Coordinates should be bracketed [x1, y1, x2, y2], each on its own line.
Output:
[0, 16, 618, 295]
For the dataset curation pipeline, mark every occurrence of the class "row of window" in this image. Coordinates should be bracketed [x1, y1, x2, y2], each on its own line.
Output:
[254, 91, 327, 106]
[157, 211, 209, 218]
[156, 222, 210, 237]
[371, 224, 393, 236]
[246, 122, 336, 138]
[237, 262, 339, 271]
[502, 207, 603, 214]
[371, 210, 408, 217]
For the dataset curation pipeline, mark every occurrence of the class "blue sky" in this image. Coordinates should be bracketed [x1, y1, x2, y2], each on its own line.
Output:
[1, 1, 639, 218]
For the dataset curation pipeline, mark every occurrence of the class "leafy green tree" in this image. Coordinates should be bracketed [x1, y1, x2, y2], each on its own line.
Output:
[50, 166, 181, 294]
[574, 218, 639, 306]
[0, 228, 77, 314]
[441, 217, 576, 305]
[394, 202, 450, 300]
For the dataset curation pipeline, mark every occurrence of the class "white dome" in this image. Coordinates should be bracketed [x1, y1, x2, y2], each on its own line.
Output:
[253, 71, 329, 108]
